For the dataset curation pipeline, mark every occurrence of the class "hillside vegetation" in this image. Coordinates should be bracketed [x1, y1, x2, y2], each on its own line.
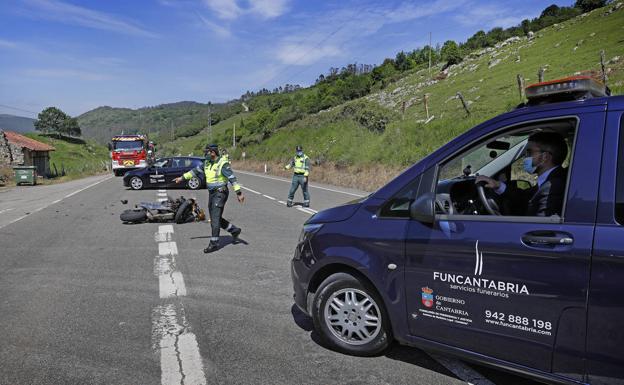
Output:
[78, 2, 624, 190]
[25, 133, 109, 180]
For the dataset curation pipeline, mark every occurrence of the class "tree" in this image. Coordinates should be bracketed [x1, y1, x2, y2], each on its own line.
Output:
[574, 0, 606, 12]
[62, 118, 82, 136]
[34, 107, 69, 134]
[541, 4, 561, 18]
[440, 40, 463, 66]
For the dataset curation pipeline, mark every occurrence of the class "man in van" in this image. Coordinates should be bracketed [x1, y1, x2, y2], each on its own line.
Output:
[475, 132, 567, 217]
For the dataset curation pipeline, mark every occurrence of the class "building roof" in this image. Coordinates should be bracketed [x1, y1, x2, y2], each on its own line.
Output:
[3, 130, 55, 151]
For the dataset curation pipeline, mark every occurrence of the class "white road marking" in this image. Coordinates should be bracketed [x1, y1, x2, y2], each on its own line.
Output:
[64, 175, 113, 198]
[153, 194, 208, 385]
[158, 241, 178, 256]
[158, 189, 167, 193]
[157, 192, 168, 197]
[237, 170, 366, 197]
[278, 201, 286, 205]
[297, 207, 318, 215]
[153, 305, 206, 385]
[0, 208, 15, 214]
[0, 175, 113, 230]
[262, 194, 276, 200]
[429, 354, 495, 385]
[241, 186, 261, 195]
[157, 198, 168, 202]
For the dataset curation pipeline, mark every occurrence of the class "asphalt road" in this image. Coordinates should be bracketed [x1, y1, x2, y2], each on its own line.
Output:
[0, 173, 541, 385]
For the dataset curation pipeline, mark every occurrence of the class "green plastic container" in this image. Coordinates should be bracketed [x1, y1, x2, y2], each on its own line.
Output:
[13, 166, 37, 186]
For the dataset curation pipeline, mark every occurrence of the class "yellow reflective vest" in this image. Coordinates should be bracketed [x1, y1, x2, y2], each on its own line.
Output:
[183, 156, 241, 192]
[285, 154, 310, 177]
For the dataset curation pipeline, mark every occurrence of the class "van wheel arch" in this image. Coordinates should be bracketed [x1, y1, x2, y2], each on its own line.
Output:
[307, 264, 394, 333]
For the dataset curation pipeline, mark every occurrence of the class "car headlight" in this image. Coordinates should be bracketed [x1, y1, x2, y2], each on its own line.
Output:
[299, 223, 323, 244]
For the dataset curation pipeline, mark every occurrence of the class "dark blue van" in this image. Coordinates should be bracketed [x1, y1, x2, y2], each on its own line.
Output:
[291, 77, 624, 385]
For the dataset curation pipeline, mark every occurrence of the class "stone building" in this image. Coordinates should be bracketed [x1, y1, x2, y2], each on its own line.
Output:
[0, 130, 55, 176]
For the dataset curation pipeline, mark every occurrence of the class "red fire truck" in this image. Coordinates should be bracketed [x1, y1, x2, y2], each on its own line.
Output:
[109, 134, 150, 176]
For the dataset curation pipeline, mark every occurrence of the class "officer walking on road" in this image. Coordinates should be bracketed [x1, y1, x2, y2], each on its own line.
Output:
[174, 144, 245, 253]
[284, 145, 310, 208]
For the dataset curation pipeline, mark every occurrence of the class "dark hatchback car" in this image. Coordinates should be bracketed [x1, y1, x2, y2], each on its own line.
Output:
[123, 156, 204, 190]
[292, 77, 624, 385]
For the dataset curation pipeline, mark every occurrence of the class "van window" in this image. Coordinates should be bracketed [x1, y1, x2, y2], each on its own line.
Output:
[435, 118, 576, 219]
[615, 116, 624, 224]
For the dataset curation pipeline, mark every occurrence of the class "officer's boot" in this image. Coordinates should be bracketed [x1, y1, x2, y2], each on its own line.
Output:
[303, 201, 310, 208]
[229, 226, 241, 243]
[204, 240, 219, 253]
[286, 200, 293, 208]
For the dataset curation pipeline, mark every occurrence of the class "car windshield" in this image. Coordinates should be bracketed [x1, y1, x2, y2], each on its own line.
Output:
[113, 140, 144, 151]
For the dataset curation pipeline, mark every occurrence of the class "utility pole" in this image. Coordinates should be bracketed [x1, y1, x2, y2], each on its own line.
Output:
[428, 32, 432, 79]
[233, 123, 236, 148]
[170, 119, 174, 141]
[207, 101, 212, 143]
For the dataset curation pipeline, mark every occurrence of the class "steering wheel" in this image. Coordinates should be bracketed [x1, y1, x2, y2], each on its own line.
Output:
[476, 181, 502, 215]
[435, 194, 454, 215]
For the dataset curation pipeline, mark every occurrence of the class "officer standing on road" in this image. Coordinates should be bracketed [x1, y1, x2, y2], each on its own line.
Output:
[284, 145, 310, 207]
[174, 144, 245, 253]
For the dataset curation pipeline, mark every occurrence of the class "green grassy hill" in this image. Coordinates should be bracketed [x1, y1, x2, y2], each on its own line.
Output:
[25, 133, 109, 180]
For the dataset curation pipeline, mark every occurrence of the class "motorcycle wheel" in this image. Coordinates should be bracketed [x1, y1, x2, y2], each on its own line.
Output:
[174, 200, 193, 224]
[120, 209, 148, 223]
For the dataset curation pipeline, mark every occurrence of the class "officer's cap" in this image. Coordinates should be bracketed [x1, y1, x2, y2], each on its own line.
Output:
[295, 145, 303, 151]
[204, 144, 219, 153]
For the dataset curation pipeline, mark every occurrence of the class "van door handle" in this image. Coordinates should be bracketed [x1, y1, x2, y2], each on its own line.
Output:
[522, 232, 573, 246]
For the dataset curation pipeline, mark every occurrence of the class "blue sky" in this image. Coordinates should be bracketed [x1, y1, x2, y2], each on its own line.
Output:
[0, 0, 572, 117]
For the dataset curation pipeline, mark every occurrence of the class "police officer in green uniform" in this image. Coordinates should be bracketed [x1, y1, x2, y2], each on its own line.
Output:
[284, 145, 310, 207]
[174, 144, 245, 253]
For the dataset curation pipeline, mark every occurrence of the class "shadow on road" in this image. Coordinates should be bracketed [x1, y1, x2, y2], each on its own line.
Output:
[290, 304, 465, 382]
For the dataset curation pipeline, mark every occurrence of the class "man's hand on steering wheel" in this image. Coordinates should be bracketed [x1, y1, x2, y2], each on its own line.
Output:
[475, 175, 500, 190]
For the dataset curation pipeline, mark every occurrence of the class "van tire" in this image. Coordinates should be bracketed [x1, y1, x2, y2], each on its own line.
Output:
[311, 272, 391, 356]
[120, 209, 148, 223]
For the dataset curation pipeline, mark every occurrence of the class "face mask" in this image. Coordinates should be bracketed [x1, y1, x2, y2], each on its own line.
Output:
[523, 157, 537, 174]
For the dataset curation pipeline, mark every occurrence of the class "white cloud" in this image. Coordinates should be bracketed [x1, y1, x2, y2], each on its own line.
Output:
[248, 0, 290, 19]
[22, 68, 112, 81]
[272, 0, 466, 67]
[0, 38, 18, 49]
[196, 12, 232, 37]
[22, 0, 158, 38]
[202, 0, 290, 20]
[455, 3, 529, 29]
[202, 0, 242, 20]
[277, 43, 342, 65]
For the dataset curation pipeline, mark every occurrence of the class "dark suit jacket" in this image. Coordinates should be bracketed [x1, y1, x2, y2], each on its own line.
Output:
[503, 166, 567, 217]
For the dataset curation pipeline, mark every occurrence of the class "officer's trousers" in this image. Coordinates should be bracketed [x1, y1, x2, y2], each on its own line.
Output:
[287, 174, 310, 204]
[208, 187, 232, 242]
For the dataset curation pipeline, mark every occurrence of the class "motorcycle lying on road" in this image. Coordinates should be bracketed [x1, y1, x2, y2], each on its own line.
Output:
[120, 196, 205, 224]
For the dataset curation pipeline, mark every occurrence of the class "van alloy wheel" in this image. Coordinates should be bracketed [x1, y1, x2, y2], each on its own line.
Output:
[324, 288, 382, 345]
[312, 272, 391, 356]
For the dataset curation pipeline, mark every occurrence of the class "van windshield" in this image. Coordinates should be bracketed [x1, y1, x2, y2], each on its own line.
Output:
[439, 135, 527, 181]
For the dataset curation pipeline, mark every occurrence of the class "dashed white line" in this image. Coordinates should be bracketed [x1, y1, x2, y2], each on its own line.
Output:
[262, 194, 276, 200]
[153, 201, 207, 385]
[237, 170, 366, 197]
[278, 201, 286, 205]
[0, 208, 15, 214]
[0, 175, 113, 229]
[241, 186, 261, 195]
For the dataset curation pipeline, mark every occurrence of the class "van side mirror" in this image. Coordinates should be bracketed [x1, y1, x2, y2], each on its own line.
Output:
[107, 143, 112, 151]
[410, 193, 435, 223]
